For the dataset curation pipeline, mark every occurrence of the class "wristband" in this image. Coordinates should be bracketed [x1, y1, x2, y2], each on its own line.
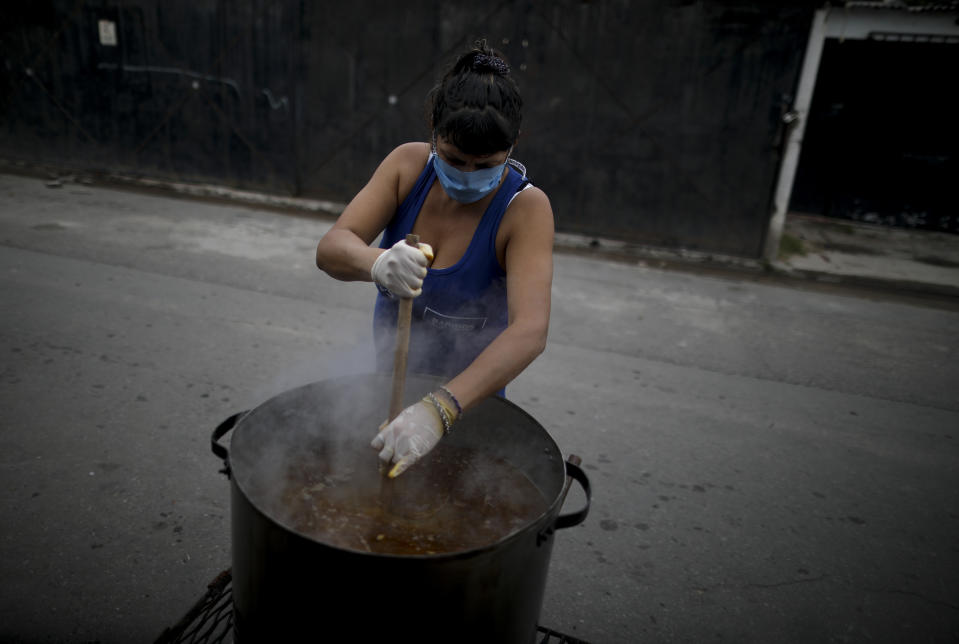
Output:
[375, 281, 393, 299]
[424, 392, 454, 434]
[438, 386, 463, 417]
[371, 253, 394, 299]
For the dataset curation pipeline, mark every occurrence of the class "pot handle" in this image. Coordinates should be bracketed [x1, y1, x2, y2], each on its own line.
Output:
[538, 456, 591, 545]
[210, 411, 247, 478]
[554, 456, 591, 530]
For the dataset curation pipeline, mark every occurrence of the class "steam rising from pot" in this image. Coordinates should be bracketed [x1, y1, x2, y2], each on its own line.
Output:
[229, 370, 557, 555]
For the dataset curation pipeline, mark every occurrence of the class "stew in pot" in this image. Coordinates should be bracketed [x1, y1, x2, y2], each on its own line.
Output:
[269, 441, 549, 556]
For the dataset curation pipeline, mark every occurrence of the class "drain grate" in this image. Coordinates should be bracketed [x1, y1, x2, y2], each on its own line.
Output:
[154, 569, 589, 644]
[154, 570, 233, 644]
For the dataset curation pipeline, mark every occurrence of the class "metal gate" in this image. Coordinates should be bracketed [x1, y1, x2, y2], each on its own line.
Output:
[1, 1, 816, 259]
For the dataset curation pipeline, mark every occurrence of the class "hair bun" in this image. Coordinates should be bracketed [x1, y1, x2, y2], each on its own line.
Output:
[471, 53, 510, 75]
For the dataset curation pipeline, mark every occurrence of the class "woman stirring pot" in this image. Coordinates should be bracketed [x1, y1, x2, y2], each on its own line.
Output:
[315, 41, 554, 477]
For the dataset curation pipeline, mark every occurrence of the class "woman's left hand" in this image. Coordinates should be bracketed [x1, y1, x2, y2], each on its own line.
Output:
[371, 399, 445, 478]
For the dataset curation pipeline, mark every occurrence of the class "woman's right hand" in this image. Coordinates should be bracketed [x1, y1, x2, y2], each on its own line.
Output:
[370, 239, 434, 298]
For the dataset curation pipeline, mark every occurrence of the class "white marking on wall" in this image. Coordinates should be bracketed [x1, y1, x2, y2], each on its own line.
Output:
[96, 63, 240, 97]
[261, 89, 289, 110]
[98, 20, 117, 46]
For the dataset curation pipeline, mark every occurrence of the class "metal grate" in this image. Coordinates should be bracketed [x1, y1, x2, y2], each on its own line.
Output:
[154, 569, 590, 644]
[154, 570, 233, 644]
[535, 626, 591, 644]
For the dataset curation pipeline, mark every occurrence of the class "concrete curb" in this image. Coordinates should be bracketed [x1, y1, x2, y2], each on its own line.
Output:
[0, 158, 345, 218]
[767, 261, 959, 301]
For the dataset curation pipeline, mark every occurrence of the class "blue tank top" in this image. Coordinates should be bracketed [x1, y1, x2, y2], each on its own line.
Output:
[373, 155, 529, 383]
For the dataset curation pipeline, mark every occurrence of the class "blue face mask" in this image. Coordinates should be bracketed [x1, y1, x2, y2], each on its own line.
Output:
[432, 152, 508, 204]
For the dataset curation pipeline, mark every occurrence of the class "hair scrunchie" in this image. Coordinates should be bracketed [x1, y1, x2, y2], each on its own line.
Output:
[472, 53, 510, 75]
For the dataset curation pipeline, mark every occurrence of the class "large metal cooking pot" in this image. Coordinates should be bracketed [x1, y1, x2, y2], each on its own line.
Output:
[211, 372, 590, 643]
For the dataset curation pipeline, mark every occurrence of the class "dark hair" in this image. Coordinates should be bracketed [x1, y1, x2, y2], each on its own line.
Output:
[427, 41, 523, 155]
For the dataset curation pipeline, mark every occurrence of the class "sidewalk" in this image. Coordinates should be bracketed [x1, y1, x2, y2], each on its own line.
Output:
[555, 213, 959, 301]
[774, 213, 959, 298]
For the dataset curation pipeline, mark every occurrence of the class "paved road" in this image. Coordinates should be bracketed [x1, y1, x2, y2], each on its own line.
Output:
[1, 173, 957, 643]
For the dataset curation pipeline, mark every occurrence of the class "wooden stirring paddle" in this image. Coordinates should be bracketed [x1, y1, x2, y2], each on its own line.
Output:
[387, 233, 421, 423]
[378, 233, 426, 486]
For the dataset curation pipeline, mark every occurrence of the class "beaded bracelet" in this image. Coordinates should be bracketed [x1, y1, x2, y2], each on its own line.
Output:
[438, 386, 463, 416]
[425, 392, 453, 434]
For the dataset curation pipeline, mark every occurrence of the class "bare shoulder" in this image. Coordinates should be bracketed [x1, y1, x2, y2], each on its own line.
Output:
[382, 141, 430, 169]
[497, 184, 554, 271]
[383, 142, 431, 194]
[511, 184, 552, 212]
[503, 185, 555, 237]
[332, 142, 430, 240]
[390, 141, 431, 163]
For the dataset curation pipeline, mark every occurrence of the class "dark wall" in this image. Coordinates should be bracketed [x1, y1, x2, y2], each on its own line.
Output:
[0, 1, 815, 258]
[1, 1, 302, 191]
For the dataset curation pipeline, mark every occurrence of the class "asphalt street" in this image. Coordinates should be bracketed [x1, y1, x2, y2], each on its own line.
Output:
[1, 172, 957, 643]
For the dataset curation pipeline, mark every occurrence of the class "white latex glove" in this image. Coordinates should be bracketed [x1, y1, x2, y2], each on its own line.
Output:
[370, 239, 434, 298]
[371, 400, 444, 478]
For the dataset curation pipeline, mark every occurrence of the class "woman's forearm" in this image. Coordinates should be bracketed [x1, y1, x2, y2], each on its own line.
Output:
[444, 320, 548, 412]
[315, 228, 381, 282]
